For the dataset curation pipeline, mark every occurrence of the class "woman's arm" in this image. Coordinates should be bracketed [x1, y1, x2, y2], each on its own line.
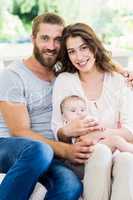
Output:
[103, 128, 133, 142]
[100, 135, 133, 153]
[57, 118, 102, 141]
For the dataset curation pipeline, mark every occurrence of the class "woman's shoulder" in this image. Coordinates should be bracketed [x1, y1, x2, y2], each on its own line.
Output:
[107, 72, 125, 86]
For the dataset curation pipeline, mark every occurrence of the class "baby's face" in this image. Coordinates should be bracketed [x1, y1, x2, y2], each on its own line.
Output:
[62, 99, 87, 121]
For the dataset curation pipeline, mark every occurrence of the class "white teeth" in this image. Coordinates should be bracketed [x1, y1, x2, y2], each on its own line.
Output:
[80, 61, 87, 65]
[45, 53, 54, 56]
[78, 61, 87, 66]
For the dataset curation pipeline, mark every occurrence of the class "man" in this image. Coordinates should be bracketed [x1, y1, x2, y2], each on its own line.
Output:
[0, 13, 97, 200]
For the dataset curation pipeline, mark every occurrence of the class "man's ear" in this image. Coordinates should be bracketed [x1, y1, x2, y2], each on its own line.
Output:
[31, 35, 35, 44]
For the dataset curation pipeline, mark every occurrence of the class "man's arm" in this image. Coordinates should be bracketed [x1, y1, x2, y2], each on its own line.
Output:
[0, 101, 93, 164]
[115, 62, 133, 87]
[114, 62, 127, 75]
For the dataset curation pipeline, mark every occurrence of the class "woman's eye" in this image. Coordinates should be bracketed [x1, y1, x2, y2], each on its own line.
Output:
[81, 45, 88, 50]
[80, 108, 86, 112]
[70, 109, 76, 112]
[68, 50, 75, 55]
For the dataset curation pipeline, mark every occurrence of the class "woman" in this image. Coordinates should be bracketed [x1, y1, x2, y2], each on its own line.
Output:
[52, 22, 133, 200]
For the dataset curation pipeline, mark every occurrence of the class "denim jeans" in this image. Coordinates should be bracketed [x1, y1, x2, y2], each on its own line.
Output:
[0, 137, 83, 200]
[40, 159, 83, 200]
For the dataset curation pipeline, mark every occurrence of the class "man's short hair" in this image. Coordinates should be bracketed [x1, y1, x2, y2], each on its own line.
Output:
[32, 12, 65, 37]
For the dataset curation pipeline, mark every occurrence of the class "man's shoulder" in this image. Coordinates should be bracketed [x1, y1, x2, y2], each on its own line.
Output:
[0, 60, 30, 88]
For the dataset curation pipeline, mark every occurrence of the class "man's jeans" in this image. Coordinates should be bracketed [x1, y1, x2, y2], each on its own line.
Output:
[0, 137, 82, 200]
[40, 159, 82, 200]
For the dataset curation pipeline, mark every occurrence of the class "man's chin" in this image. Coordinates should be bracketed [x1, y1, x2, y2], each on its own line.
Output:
[41, 61, 56, 70]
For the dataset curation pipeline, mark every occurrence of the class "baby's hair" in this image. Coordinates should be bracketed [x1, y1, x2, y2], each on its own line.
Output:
[60, 95, 86, 114]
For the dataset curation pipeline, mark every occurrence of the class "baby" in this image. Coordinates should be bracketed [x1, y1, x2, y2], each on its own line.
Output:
[60, 95, 106, 144]
[60, 95, 88, 126]
[60, 95, 133, 153]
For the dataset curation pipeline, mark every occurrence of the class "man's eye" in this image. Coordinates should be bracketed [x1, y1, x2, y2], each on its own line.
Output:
[40, 36, 49, 41]
[55, 37, 62, 43]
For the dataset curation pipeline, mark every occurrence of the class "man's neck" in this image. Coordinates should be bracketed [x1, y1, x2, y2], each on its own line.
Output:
[23, 56, 55, 82]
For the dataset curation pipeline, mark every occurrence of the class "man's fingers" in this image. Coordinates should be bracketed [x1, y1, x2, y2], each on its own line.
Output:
[74, 154, 92, 164]
[77, 152, 91, 159]
[79, 146, 94, 153]
[73, 159, 87, 164]
[127, 80, 133, 88]
[122, 71, 129, 77]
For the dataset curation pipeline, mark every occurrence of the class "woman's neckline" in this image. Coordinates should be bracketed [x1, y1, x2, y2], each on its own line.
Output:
[76, 72, 106, 102]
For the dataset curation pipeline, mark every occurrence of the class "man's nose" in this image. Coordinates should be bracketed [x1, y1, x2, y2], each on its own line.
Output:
[47, 40, 55, 50]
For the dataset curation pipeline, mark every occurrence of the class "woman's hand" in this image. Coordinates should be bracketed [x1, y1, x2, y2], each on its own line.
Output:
[99, 135, 117, 152]
[99, 135, 132, 152]
[62, 118, 102, 137]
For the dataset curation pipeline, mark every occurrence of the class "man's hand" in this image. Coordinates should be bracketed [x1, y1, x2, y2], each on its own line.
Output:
[65, 140, 95, 164]
[121, 70, 133, 88]
[62, 118, 102, 137]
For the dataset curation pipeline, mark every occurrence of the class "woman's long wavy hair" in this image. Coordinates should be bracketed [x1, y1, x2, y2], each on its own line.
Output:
[59, 23, 116, 73]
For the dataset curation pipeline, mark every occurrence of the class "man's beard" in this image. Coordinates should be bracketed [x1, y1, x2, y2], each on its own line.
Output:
[33, 44, 58, 70]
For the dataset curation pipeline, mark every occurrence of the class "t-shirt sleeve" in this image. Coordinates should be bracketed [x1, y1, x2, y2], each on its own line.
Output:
[119, 85, 133, 134]
[0, 69, 26, 104]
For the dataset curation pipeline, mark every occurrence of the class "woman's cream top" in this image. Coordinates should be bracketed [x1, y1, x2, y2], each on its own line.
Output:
[52, 72, 133, 139]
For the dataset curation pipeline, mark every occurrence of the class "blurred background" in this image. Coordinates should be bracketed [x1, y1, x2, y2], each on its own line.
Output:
[0, 0, 132, 68]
